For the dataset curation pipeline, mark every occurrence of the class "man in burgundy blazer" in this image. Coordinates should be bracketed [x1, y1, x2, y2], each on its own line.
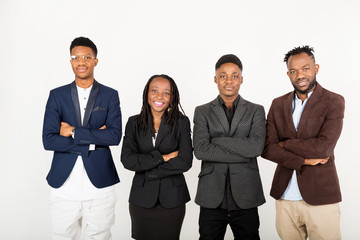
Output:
[262, 46, 345, 240]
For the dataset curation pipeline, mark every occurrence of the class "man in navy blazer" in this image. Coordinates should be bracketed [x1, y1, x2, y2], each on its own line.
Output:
[42, 37, 122, 240]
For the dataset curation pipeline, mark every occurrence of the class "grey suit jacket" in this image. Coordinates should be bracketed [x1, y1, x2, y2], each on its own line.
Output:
[193, 96, 266, 209]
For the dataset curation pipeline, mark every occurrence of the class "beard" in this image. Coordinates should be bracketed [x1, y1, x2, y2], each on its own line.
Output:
[292, 76, 317, 95]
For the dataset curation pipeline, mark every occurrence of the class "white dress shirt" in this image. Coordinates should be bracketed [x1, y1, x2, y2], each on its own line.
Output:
[51, 85, 114, 200]
[282, 91, 313, 201]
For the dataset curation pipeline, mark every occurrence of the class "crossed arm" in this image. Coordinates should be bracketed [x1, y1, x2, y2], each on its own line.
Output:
[193, 106, 266, 163]
[42, 90, 122, 155]
[121, 117, 193, 180]
[261, 96, 345, 170]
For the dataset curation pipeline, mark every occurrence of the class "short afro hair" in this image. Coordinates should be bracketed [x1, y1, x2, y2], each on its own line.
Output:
[215, 54, 243, 71]
[284, 45, 315, 64]
[70, 37, 98, 57]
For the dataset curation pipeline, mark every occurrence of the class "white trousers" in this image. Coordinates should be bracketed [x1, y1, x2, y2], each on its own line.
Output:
[50, 193, 117, 240]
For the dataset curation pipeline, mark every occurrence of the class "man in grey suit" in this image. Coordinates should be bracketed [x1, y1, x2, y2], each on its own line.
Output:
[193, 54, 266, 240]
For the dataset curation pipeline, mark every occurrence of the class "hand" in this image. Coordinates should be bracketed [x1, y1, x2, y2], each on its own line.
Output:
[278, 141, 284, 148]
[162, 151, 179, 162]
[60, 122, 74, 137]
[304, 157, 329, 166]
[99, 125, 106, 130]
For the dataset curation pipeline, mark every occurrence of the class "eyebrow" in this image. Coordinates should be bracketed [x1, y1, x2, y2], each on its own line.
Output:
[219, 72, 239, 74]
[289, 64, 311, 71]
[71, 54, 93, 57]
[150, 86, 170, 91]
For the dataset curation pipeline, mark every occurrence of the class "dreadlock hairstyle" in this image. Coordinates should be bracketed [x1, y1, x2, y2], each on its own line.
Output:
[136, 74, 186, 136]
[70, 36, 98, 57]
[284, 45, 315, 64]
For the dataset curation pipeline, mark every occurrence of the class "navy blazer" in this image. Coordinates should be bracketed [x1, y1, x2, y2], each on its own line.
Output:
[43, 80, 122, 188]
[121, 114, 193, 208]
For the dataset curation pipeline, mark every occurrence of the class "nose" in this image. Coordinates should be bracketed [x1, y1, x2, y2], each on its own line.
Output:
[78, 58, 86, 64]
[296, 70, 306, 80]
[154, 92, 163, 99]
[225, 76, 233, 82]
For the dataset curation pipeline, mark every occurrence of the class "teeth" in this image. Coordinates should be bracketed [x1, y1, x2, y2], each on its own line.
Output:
[154, 102, 164, 106]
[298, 81, 307, 87]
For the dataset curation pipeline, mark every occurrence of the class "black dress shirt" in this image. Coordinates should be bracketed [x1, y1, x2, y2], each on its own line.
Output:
[218, 95, 241, 211]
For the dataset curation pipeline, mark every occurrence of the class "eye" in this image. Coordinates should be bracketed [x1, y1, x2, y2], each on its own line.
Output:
[289, 70, 296, 75]
[151, 89, 157, 93]
[232, 75, 239, 79]
[84, 56, 92, 60]
[304, 67, 310, 71]
[220, 75, 227, 79]
[164, 92, 170, 95]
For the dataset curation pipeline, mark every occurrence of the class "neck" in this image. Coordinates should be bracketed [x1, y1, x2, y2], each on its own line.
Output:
[295, 84, 316, 102]
[75, 78, 94, 89]
[220, 94, 238, 110]
[295, 92, 308, 102]
[151, 111, 164, 131]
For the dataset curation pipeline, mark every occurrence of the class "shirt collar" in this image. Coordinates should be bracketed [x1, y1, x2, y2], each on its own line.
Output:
[294, 91, 313, 101]
[76, 84, 93, 93]
[218, 95, 240, 110]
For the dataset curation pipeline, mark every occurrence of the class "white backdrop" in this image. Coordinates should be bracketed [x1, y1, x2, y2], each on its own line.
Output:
[1, 0, 359, 239]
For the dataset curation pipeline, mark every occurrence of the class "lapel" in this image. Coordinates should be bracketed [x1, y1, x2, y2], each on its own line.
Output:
[283, 92, 297, 137]
[211, 98, 230, 134]
[296, 83, 323, 134]
[155, 113, 170, 149]
[83, 80, 100, 127]
[229, 96, 247, 136]
[70, 81, 82, 127]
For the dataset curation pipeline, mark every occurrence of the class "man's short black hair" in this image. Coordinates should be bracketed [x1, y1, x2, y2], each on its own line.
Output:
[215, 54, 243, 71]
[70, 37, 98, 57]
[284, 45, 315, 64]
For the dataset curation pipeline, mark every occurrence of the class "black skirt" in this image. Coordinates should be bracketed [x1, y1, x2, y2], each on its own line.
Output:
[129, 203, 186, 240]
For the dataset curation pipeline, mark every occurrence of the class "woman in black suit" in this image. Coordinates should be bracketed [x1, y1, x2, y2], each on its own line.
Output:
[121, 74, 193, 240]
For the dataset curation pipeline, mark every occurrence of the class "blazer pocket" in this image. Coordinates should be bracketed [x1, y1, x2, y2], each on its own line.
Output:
[198, 166, 214, 178]
[92, 106, 106, 112]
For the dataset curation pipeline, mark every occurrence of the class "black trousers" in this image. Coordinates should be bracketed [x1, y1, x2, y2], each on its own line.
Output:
[199, 207, 260, 240]
[129, 203, 186, 240]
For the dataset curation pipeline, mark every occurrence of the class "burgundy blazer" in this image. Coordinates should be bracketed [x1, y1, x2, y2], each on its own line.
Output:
[261, 83, 345, 205]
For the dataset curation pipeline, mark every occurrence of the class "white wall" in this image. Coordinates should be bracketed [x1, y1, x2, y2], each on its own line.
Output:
[1, 0, 359, 239]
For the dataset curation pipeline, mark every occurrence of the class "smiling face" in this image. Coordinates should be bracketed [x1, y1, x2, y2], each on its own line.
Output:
[70, 46, 98, 83]
[147, 77, 171, 117]
[214, 62, 243, 100]
[287, 52, 319, 95]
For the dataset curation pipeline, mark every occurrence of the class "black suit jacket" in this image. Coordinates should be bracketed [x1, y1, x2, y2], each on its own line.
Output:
[121, 114, 193, 208]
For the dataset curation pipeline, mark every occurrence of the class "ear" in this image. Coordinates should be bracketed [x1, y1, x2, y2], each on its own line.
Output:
[287, 71, 290, 78]
[315, 64, 319, 75]
[240, 76, 243, 85]
[214, 76, 217, 84]
[94, 58, 98, 67]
